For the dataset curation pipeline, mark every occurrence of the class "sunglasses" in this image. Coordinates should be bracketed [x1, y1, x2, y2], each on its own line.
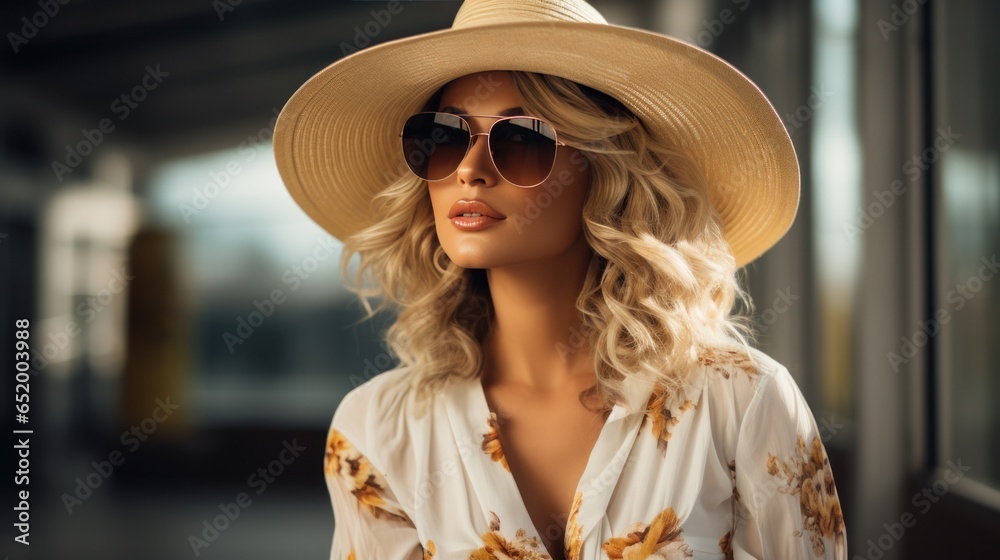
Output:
[399, 111, 566, 188]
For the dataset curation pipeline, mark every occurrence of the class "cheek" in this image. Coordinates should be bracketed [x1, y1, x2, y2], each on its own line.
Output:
[514, 167, 589, 235]
[547, 157, 590, 220]
[428, 190, 448, 220]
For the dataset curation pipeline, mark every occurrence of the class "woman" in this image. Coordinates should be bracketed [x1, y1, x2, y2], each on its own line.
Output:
[272, 1, 846, 559]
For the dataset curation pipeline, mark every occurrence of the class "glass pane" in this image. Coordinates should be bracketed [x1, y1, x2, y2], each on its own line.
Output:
[935, 0, 1000, 490]
[812, 0, 860, 421]
[145, 144, 396, 428]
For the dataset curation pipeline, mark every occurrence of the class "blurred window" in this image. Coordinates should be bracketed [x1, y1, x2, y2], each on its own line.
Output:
[146, 143, 395, 428]
[933, 0, 1000, 497]
[813, 0, 860, 423]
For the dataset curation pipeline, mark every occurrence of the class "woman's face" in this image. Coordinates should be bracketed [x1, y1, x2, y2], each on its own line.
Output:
[426, 71, 592, 270]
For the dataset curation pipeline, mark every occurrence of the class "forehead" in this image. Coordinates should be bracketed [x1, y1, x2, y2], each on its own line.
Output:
[438, 71, 519, 112]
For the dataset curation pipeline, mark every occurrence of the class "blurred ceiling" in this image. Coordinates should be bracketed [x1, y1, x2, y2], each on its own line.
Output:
[0, 0, 459, 168]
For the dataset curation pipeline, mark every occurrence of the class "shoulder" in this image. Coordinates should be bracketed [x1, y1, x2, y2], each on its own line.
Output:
[697, 342, 783, 380]
[332, 367, 417, 433]
[696, 342, 785, 403]
[328, 366, 423, 471]
[697, 342, 794, 395]
[695, 343, 811, 450]
[323, 368, 419, 524]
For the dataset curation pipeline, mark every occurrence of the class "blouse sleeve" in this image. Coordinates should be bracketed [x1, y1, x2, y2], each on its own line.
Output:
[324, 414, 425, 559]
[731, 365, 847, 560]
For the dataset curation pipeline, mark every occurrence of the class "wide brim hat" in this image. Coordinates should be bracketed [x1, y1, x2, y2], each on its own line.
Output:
[272, 0, 799, 268]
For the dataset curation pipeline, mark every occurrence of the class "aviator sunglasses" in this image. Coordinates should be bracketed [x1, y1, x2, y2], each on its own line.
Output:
[399, 111, 566, 188]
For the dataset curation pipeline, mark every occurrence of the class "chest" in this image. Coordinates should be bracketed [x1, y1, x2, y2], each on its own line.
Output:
[483, 386, 611, 560]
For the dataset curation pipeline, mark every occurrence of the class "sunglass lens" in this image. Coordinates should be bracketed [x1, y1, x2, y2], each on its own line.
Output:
[401, 113, 470, 181]
[490, 117, 558, 187]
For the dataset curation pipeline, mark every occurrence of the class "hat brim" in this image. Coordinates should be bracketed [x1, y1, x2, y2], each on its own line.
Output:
[273, 21, 799, 268]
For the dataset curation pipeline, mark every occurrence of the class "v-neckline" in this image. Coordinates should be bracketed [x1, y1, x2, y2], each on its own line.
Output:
[476, 375, 613, 559]
[445, 373, 655, 558]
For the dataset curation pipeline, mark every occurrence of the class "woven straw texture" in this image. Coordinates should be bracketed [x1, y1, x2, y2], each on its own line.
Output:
[272, 0, 799, 267]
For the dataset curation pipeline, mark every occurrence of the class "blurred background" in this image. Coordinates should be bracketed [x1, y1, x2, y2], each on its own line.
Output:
[0, 0, 996, 558]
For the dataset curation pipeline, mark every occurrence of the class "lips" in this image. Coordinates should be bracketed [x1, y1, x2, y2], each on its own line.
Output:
[448, 199, 506, 219]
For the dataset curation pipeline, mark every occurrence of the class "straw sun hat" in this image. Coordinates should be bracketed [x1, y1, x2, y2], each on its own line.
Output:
[272, 0, 799, 268]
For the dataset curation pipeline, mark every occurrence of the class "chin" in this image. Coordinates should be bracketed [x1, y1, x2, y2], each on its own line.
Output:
[445, 253, 497, 270]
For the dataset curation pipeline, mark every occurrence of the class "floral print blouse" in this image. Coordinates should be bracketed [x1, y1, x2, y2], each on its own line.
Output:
[323, 344, 847, 559]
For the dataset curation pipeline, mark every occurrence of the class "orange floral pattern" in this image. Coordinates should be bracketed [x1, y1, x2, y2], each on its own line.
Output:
[564, 490, 585, 560]
[719, 529, 733, 560]
[481, 411, 511, 472]
[722, 459, 739, 560]
[642, 384, 696, 456]
[601, 507, 694, 559]
[324, 427, 412, 524]
[423, 539, 436, 559]
[765, 435, 846, 558]
[469, 510, 553, 559]
[698, 346, 759, 380]
[639, 346, 760, 457]
[727, 459, 740, 502]
[324, 346, 846, 559]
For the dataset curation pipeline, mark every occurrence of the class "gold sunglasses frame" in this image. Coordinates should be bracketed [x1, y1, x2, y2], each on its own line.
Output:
[398, 111, 567, 188]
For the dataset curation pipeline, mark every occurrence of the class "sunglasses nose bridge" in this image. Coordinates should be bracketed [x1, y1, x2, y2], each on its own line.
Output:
[467, 130, 491, 150]
[458, 130, 497, 178]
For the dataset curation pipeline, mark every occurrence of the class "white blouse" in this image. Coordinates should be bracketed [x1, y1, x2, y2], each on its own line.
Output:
[323, 344, 847, 559]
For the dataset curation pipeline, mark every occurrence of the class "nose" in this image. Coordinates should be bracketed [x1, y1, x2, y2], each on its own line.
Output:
[455, 130, 499, 187]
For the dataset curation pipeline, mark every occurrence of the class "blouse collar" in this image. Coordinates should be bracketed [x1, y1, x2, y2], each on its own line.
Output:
[443, 371, 656, 557]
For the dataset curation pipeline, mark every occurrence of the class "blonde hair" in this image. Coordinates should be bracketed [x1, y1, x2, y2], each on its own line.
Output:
[339, 70, 758, 415]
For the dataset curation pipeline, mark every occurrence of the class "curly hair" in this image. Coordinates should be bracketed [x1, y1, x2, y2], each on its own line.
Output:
[338, 70, 759, 417]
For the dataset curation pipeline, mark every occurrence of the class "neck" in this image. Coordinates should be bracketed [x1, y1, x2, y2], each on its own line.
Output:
[482, 232, 597, 393]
